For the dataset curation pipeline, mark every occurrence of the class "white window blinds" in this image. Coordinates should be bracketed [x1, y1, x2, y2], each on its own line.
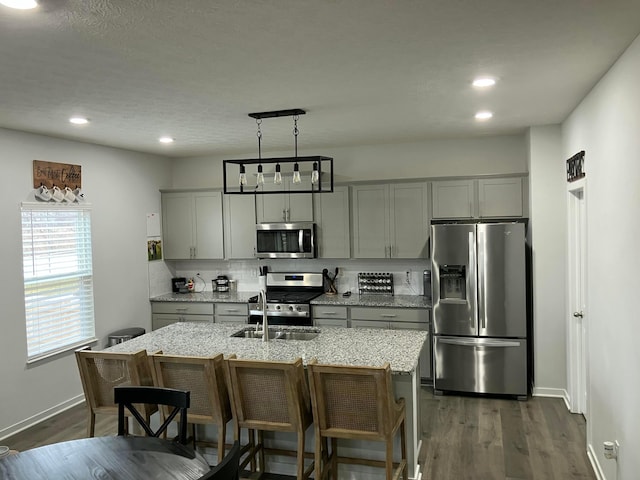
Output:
[21, 204, 96, 362]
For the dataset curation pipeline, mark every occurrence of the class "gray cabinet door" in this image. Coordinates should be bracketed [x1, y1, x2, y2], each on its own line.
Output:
[224, 194, 256, 259]
[314, 186, 350, 258]
[256, 179, 313, 223]
[478, 178, 523, 218]
[389, 182, 429, 258]
[193, 192, 224, 259]
[162, 193, 193, 259]
[431, 180, 474, 219]
[351, 184, 389, 258]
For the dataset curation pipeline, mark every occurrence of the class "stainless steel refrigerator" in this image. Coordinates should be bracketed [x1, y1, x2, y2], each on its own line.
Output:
[431, 222, 528, 398]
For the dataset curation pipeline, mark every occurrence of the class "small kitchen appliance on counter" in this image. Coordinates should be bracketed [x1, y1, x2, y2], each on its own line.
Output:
[215, 275, 230, 292]
[171, 277, 187, 293]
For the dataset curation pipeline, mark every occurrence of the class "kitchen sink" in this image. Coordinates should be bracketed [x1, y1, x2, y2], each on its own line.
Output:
[231, 327, 319, 341]
[275, 331, 319, 341]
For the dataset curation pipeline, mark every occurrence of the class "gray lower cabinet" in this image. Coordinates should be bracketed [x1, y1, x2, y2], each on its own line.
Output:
[215, 303, 249, 324]
[350, 307, 432, 381]
[313, 305, 348, 327]
[151, 302, 214, 330]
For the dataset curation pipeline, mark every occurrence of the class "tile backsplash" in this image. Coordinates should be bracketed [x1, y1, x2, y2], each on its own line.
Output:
[153, 258, 430, 296]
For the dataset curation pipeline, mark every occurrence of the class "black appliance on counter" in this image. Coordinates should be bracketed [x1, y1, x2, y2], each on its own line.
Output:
[248, 272, 324, 327]
[171, 277, 187, 293]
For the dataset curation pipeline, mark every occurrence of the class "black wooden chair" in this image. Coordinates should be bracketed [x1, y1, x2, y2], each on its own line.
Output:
[199, 441, 240, 480]
[114, 386, 190, 444]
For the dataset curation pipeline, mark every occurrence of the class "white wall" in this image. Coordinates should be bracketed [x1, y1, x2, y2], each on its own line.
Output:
[170, 134, 527, 188]
[526, 125, 568, 396]
[0, 128, 171, 439]
[562, 36, 640, 479]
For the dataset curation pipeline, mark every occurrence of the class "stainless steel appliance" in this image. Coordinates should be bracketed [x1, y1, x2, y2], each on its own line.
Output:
[255, 222, 317, 259]
[431, 221, 528, 398]
[215, 275, 230, 292]
[248, 272, 324, 326]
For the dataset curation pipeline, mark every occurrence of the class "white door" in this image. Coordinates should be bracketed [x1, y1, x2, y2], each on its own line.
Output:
[567, 179, 588, 415]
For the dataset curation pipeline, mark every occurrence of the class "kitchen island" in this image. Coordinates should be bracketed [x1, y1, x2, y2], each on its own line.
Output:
[108, 322, 427, 479]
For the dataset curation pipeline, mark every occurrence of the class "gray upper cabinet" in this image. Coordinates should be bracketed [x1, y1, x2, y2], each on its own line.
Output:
[224, 194, 256, 259]
[162, 191, 224, 260]
[431, 180, 474, 219]
[432, 177, 525, 219]
[313, 186, 350, 258]
[478, 177, 523, 218]
[255, 178, 313, 223]
[352, 182, 429, 258]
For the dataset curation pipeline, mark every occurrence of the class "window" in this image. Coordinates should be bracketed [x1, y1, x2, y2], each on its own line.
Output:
[21, 204, 96, 362]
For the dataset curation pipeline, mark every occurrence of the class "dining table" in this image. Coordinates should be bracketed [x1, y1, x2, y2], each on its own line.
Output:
[0, 436, 211, 479]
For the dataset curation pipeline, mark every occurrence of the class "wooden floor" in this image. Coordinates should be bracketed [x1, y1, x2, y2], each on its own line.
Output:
[4, 387, 596, 480]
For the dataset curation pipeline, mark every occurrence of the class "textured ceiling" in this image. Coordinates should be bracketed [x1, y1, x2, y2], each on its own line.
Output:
[1, 0, 639, 158]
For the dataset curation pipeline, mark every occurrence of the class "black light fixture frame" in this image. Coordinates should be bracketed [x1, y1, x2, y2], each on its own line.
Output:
[223, 156, 333, 194]
[223, 108, 333, 195]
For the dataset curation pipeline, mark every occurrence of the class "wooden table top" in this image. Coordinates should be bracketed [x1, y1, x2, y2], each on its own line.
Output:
[0, 436, 211, 479]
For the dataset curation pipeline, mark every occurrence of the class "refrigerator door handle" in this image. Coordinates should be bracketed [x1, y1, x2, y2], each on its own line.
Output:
[439, 338, 522, 348]
[468, 231, 478, 332]
[478, 229, 486, 330]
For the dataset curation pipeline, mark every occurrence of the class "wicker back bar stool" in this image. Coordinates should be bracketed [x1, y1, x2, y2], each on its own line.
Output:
[75, 347, 158, 437]
[306, 359, 408, 480]
[150, 353, 232, 463]
[224, 356, 314, 479]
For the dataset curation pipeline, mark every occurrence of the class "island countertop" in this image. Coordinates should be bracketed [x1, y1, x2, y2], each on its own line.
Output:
[107, 322, 427, 375]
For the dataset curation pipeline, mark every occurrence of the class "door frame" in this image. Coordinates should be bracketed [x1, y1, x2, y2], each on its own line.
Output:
[566, 178, 588, 415]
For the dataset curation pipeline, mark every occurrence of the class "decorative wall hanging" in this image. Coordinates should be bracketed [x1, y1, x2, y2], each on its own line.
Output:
[566, 151, 585, 182]
[223, 109, 334, 194]
[32, 160, 84, 202]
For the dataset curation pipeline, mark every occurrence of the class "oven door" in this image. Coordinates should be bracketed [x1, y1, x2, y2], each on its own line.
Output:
[255, 223, 316, 259]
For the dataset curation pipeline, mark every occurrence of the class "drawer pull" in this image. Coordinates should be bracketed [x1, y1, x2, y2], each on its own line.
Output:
[322, 311, 338, 315]
[223, 309, 239, 313]
[381, 314, 397, 318]
[176, 308, 188, 313]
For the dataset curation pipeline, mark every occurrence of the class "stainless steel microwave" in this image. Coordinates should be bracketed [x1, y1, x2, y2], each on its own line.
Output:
[255, 222, 317, 259]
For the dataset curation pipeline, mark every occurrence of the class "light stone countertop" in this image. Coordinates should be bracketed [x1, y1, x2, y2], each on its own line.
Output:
[150, 292, 431, 308]
[107, 322, 427, 375]
[311, 293, 431, 309]
[150, 292, 255, 303]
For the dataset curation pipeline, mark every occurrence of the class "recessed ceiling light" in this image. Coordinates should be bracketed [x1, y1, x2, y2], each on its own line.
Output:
[472, 77, 496, 88]
[475, 111, 493, 121]
[159, 136, 174, 144]
[69, 116, 89, 125]
[0, 0, 38, 9]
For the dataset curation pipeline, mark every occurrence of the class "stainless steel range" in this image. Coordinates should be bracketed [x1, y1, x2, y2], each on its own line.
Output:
[248, 272, 324, 327]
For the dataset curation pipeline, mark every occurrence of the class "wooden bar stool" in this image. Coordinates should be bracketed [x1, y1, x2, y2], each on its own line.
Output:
[150, 353, 232, 463]
[224, 356, 314, 479]
[307, 359, 407, 480]
[75, 347, 158, 437]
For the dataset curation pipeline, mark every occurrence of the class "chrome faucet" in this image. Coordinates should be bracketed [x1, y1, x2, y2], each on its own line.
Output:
[258, 289, 268, 342]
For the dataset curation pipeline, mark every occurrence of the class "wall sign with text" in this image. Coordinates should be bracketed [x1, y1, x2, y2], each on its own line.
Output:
[566, 151, 585, 182]
[33, 160, 82, 189]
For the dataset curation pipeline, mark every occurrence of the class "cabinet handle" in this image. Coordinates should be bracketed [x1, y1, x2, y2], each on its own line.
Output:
[224, 309, 239, 313]
[322, 311, 338, 315]
[176, 308, 188, 313]
[381, 314, 397, 318]
[282, 209, 287, 222]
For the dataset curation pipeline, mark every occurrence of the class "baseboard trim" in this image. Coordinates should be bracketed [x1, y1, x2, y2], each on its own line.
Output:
[587, 442, 606, 480]
[0, 394, 85, 441]
[532, 387, 570, 410]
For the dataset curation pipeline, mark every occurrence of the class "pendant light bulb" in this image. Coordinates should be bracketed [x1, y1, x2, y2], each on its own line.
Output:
[274, 163, 282, 185]
[292, 162, 301, 184]
[311, 162, 319, 185]
[239, 164, 247, 186]
[257, 164, 264, 185]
